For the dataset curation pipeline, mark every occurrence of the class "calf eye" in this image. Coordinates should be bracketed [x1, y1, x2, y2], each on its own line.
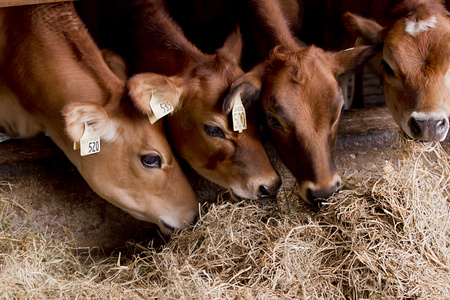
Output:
[267, 115, 283, 130]
[382, 60, 395, 76]
[141, 154, 162, 169]
[204, 125, 225, 138]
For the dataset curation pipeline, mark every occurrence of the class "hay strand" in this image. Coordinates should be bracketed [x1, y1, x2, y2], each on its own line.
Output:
[0, 135, 449, 299]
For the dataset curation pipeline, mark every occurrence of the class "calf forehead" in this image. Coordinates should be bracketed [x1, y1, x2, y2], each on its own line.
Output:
[264, 70, 341, 132]
[268, 60, 339, 103]
[383, 15, 450, 55]
[384, 19, 450, 75]
[198, 75, 232, 102]
[189, 64, 241, 108]
[117, 114, 169, 150]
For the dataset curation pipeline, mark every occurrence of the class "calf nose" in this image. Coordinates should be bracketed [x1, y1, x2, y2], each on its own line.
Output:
[307, 183, 339, 205]
[305, 176, 341, 206]
[258, 177, 282, 198]
[408, 115, 449, 141]
[159, 209, 199, 235]
[160, 220, 176, 235]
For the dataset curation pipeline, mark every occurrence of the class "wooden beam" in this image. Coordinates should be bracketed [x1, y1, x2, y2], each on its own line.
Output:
[0, 0, 77, 7]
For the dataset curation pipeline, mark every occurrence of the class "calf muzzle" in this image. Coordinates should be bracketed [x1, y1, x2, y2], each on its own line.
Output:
[407, 113, 449, 142]
[257, 178, 282, 198]
[298, 173, 341, 206]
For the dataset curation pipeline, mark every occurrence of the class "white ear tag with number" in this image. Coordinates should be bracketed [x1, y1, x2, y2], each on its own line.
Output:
[232, 94, 247, 133]
[147, 92, 174, 124]
[80, 122, 101, 156]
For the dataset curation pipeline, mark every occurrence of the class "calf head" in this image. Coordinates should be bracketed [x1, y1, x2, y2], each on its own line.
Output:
[1, 2, 197, 236]
[62, 77, 198, 235]
[226, 45, 375, 205]
[344, 0, 450, 142]
[128, 30, 281, 200]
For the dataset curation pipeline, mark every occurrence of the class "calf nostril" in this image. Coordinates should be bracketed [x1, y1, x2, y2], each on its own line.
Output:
[408, 117, 421, 136]
[306, 188, 314, 204]
[436, 118, 448, 134]
[307, 185, 339, 207]
[258, 183, 281, 198]
[258, 179, 282, 198]
[258, 185, 271, 198]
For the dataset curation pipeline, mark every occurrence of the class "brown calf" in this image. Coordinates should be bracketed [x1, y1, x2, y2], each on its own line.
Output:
[222, 0, 375, 204]
[0, 3, 198, 235]
[344, 0, 450, 142]
[298, 0, 448, 50]
[77, 0, 282, 200]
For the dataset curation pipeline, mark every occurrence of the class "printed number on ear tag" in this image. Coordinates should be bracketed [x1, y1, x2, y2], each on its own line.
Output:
[148, 92, 174, 124]
[232, 94, 247, 133]
[80, 122, 101, 156]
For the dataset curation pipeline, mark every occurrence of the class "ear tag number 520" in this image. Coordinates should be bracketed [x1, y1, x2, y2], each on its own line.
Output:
[232, 94, 247, 133]
[80, 122, 101, 156]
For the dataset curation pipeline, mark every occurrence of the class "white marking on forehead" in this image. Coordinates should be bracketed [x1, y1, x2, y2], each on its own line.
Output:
[405, 16, 437, 36]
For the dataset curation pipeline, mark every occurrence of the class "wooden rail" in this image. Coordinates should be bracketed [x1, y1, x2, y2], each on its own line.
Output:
[0, 0, 77, 7]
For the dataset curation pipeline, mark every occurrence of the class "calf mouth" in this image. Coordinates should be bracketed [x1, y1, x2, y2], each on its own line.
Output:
[296, 175, 342, 207]
[159, 221, 176, 235]
[229, 190, 242, 203]
[401, 130, 435, 149]
[228, 189, 277, 204]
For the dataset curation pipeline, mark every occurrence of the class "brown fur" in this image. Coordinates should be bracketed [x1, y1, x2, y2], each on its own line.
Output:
[77, 0, 281, 200]
[137, 0, 375, 203]
[0, 3, 198, 234]
[223, 0, 375, 204]
[344, 0, 450, 142]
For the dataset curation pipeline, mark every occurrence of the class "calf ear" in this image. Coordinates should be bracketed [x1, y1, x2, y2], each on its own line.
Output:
[63, 103, 117, 142]
[223, 65, 264, 114]
[343, 12, 383, 45]
[330, 45, 377, 76]
[217, 25, 243, 65]
[128, 73, 183, 114]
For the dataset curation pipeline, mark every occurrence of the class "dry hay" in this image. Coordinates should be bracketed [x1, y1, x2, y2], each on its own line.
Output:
[0, 135, 449, 299]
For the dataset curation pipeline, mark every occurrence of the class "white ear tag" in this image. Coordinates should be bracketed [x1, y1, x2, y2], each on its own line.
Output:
[147, 92, 174, 124]
[80, 122, 100, 156]
[232, 94, 247, 133]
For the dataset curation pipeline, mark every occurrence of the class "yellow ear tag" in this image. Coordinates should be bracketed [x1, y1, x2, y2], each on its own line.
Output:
[147, 92, 174, 124]
[232, 94, 247, 133]
[80, 122, 100, 156]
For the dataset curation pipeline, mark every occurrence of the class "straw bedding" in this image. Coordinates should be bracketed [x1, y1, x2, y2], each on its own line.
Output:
[0, 136, 449, 299]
